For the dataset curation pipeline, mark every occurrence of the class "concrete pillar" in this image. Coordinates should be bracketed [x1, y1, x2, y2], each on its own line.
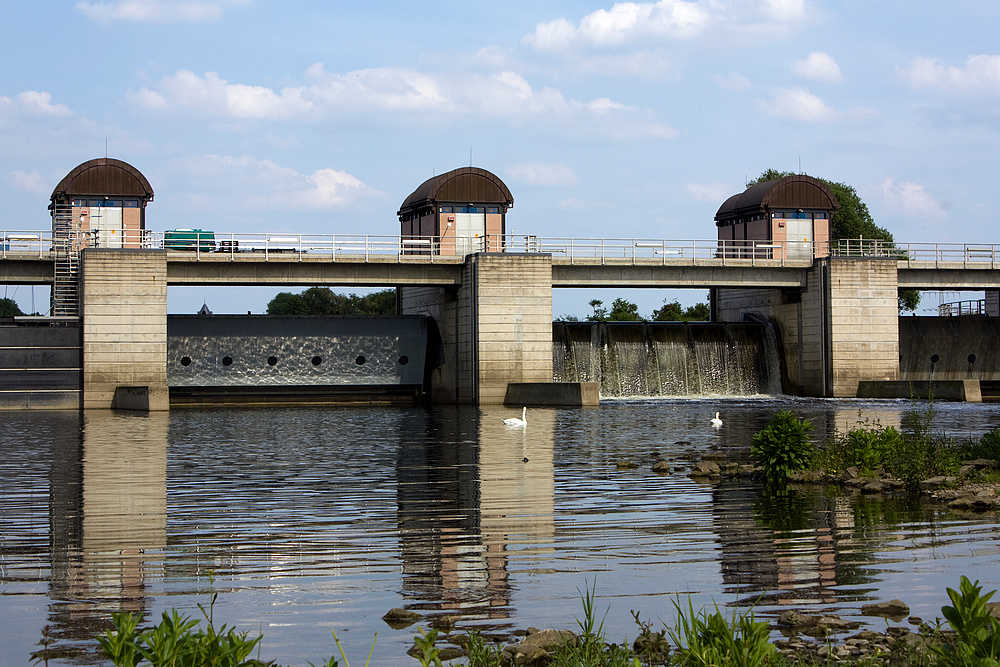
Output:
[715, 257, 899, 397]
[81, 249, 169, 410]
[401, 253, 553, 404]
[826, 258, 899, 397]
[987, 289, 999, 317]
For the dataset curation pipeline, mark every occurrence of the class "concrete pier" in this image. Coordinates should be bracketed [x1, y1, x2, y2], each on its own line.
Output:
[81, 249, 169, 410]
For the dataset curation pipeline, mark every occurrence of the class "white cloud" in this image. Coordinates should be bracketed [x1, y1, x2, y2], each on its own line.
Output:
[507, 163, 578, 187]
[129, 65, 676, 140]
[0, 91, 73, 117]
[758, 86, 838, 122]
[4, 171, 48, 194]
[684, 182, 734, 202]
[878, 177, 946, 221]
[900, 55, 1000, 95]
[75, 0, 249, 23]
[713, 72, 752, 92]
[522, 0, 807, 52]
[762, 0, 806, 22]
[524, 1, 713, 51]
[791, 51, 844, 83]
[174, 154, 384, 211]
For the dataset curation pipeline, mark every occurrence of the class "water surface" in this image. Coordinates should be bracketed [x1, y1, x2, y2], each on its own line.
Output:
[2, 398, 999, 665]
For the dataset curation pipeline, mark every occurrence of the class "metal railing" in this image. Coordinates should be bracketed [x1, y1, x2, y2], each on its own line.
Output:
[938, 299, 987, 316]
[833, 238, 1000, 268]
[4, 229, 1000, 269]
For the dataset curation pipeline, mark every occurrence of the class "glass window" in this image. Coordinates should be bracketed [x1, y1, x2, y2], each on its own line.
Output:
[486, 206, 499, 214]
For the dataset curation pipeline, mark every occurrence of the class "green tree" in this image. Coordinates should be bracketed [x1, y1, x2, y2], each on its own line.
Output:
[266, 288, 396, 315]
[608, 297, 643, 321]
[749, 169, 919, 312]
[651, 299, 710, 321]
[586, 299, 608, 321]
[0, 297, 25, 317]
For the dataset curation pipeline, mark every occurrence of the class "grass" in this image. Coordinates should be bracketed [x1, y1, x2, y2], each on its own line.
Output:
[72, 576, 1000, 667]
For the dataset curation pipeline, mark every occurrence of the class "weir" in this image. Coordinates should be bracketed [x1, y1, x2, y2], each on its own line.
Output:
[553, 321, 782, 398]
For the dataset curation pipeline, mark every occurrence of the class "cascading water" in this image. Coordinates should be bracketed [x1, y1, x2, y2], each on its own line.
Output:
[552, 321, 782, 398]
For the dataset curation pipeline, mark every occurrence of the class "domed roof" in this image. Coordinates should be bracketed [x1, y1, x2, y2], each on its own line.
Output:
[715, 174, 837, 222]
[51, 158, 154, 201]
[398, 167, 513, 214]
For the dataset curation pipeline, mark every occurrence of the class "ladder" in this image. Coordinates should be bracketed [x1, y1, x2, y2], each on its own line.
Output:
[51, 202, 83, 316]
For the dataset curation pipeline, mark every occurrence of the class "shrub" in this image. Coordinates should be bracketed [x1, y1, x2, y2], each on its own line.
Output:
[750, 410, 815, 483]
[932, 576, 1000, 666]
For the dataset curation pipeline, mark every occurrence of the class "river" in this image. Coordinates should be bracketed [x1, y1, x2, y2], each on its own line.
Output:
[2, 398, 1000, 665]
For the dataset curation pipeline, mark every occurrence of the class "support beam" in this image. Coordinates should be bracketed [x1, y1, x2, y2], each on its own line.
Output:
[81, 249, 169, 410]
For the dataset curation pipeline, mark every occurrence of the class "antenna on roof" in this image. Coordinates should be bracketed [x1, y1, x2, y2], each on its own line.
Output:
[798, 155, 802, 174]
[105, 137, 108, 158]
[470, 147, 473, 167]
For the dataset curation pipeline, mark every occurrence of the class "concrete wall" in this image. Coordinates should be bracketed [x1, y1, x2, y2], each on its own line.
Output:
[0, 323, 81, 409]
[401, 253, 553, 404]
[716, 258, 899, 397]
[81, 248, 169, 410]
[827, 258, 899, 397]
[467, 253, 553, 404]
[899, 316, 1000, 381]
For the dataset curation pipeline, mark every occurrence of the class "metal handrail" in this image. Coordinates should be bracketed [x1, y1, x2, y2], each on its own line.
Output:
[5, 229, 1000, 269]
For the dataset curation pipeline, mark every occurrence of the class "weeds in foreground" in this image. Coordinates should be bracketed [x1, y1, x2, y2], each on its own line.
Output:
[667, 596, 774, 667]
[932, 576, 1000, 666]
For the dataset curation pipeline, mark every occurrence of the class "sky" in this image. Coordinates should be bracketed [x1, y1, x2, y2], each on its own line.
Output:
[2, 0, 998, 317]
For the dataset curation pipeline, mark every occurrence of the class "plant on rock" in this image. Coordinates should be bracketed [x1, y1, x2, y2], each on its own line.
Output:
[750, 410, 814, 483]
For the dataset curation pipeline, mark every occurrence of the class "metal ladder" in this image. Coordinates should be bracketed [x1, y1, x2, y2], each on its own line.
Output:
[51, 202, 82, 316]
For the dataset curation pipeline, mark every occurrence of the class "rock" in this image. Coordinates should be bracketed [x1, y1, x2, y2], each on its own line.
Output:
[435, 647, 466, 661]
[430, 615, 457, 631]
[963, 459, 997, 468]
[841, 467, 860, 481]
[690, 460, 721, 477]
[919, 476, 958, 491]
[382, 607, 421, 628]
[778, 609, 818, 629]
[651, 460, 671, 473]
[862, 480, 891, 494]
[788, 470, 826, 483]
[948, 495, 1000, 511]
[861, 600, 910, 617]
[815, 616, 860, 631]
[512, 629, 577, 652]
[616, 459, 639, 469]
[633, 631, 670, 656]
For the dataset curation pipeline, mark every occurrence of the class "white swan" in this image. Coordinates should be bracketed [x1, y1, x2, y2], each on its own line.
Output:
[503, 407, 527, 427]
[711, 412, 723, 427]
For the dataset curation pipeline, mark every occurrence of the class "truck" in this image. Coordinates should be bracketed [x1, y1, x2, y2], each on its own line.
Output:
[164, 229, 216, 251]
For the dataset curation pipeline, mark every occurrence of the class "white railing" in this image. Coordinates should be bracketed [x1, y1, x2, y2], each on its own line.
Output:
[938, 299, 987, 316]
[833, 238, 1000, 268]
[4, 229, 1000, 269]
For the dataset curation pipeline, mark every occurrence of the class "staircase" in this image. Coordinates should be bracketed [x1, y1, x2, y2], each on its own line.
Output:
[51, 202, 83, 316]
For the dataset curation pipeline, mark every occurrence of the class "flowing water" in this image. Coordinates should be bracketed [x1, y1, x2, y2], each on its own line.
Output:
[2, 399, 1000, 666]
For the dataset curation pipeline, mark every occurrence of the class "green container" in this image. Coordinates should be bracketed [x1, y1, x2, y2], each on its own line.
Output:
[164, 229, 216, 251]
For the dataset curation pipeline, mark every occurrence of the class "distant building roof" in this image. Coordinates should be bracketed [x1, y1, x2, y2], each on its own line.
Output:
[198, 303, 213, 315]
[50, 158, 154, 203]
[715, 174, 837, 224]
[398, 167, 513, 214]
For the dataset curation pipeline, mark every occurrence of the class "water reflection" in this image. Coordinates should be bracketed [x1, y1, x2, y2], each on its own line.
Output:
[1, 399, 999, 666]
[46, 411, 167, 658]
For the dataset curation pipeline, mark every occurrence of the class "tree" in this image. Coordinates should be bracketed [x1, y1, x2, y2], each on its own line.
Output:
[608, 297, 643, 321]
[266, 288, 396, 315]
[651, 299, 710, 321]
[586, 299, 609, 321]
[0, 297, 25, 317]
[749, 169, 919, 312]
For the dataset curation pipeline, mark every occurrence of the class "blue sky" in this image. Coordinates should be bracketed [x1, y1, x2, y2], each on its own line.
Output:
[2, 0, 998, 317]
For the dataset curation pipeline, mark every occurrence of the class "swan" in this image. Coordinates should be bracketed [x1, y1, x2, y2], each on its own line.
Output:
[503, 407, 527, 427]
[711, 412, 723, 427]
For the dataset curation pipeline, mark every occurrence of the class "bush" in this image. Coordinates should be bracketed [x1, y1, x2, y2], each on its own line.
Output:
[750, 411, 815, 483]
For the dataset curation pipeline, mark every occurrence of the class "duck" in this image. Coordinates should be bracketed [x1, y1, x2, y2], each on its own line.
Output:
[711, 412, 723, 427]
[503, 407, 527, 427]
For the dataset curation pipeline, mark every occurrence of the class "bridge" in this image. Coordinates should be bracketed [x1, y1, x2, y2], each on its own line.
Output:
[3, 229, 1000, 407]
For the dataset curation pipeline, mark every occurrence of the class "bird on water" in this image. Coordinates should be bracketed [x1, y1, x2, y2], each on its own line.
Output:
[711, 412, 723, 427]
[503, 407, 527, 426]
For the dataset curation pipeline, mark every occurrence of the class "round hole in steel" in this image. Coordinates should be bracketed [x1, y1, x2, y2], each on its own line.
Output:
[312, 356, 323, 366]
[180, 356, 192, 367]
[930, 354, 940, 364]
[222, 356, 233, 366]
[267, 356, 278, 366]
[398, 356, 409, 366]
[355, 355, 366, 366]
[968, 354, 977, 363]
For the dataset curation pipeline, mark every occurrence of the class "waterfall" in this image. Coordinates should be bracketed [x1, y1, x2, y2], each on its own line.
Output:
[553, 321, 782, 398]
